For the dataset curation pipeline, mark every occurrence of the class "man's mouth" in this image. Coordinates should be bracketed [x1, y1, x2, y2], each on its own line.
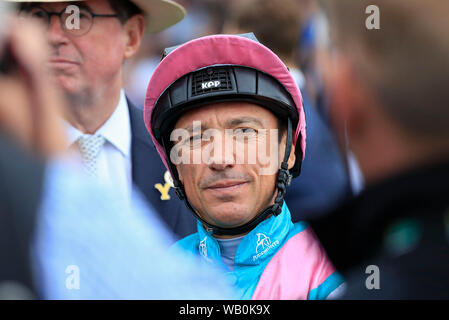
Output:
[205, 180, 249, 193]
[47, 58, 80, 68]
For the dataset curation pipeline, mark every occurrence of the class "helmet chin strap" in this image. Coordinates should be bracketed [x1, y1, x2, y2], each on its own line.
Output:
[170, 118, 294, 236]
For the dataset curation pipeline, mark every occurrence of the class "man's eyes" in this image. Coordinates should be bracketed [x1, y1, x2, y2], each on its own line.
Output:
[179, 128, 261, 145]
[233, 128, 259, 136]
[79, 10, 91, 19]
[189, 135, 202, 142]
[241, 128, 257, 133]
[177, 135, 200, 147]
[32, 11, 46, 18]
[188, 128, 258, 139]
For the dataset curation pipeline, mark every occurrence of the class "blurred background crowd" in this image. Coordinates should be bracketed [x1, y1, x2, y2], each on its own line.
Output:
[1, 0, 448, 300]
[125, 0, 331, 116]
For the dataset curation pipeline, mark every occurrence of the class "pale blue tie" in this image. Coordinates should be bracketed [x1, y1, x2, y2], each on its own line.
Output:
[77, 134, 106, 177]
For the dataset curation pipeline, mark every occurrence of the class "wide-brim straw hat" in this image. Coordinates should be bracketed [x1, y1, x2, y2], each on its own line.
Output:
[6, 0, 186, 32]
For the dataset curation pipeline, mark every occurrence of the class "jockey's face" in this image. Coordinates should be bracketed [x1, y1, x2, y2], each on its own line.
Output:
[172, 101, 295, 236]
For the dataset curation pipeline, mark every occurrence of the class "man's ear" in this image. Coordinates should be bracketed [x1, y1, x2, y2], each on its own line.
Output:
[123, 14, 145, 59]
[287, 143, 296, 170]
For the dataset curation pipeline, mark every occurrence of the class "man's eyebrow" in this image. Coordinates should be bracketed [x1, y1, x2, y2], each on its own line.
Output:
[226, 117, 264, 128]
[179, 124, 210, 134]
[178, 117, 264, 132]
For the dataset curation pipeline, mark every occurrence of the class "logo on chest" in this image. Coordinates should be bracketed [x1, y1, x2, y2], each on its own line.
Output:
[256, 233, 271, 253]
[199, 237, 213, 263]
[253, 233, 279, 262]
[199, 237, 208, 258]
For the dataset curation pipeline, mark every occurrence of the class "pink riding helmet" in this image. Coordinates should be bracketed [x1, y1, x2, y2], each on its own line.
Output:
[143, 34, 306, 175]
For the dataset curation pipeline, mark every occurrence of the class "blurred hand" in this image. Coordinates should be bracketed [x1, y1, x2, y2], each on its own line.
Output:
[0, 18, 67, 157]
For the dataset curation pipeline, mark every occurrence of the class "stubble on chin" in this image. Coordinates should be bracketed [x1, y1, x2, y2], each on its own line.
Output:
[63, 86, 94, 110]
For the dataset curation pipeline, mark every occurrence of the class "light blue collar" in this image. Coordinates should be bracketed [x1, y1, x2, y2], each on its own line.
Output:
[195, 202, 307, 298]
[196, 202, 298, 268]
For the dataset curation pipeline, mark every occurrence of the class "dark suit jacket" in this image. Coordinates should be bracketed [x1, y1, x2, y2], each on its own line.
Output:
[310, 160, 449, 299]
[128, 100, 197, 240]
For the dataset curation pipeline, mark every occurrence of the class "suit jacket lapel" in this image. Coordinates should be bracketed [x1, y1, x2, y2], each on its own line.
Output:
[127, 98, 157, 192]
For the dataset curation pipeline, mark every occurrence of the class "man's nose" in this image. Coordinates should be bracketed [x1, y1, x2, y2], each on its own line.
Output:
[208, 158, 234, 171]
[206, 135, 235, 171]
[47, 14, 69, 46]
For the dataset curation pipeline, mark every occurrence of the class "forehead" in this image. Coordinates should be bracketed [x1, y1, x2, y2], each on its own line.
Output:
[25, 0, 110, 10]
[174, 101, 278, 129]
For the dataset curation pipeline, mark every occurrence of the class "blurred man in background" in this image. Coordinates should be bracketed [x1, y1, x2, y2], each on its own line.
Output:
[227, 0, 351, 220]
[12, 0, 197, 239]
[0, 3, 64, 297]
[311, 0, 449, 299]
